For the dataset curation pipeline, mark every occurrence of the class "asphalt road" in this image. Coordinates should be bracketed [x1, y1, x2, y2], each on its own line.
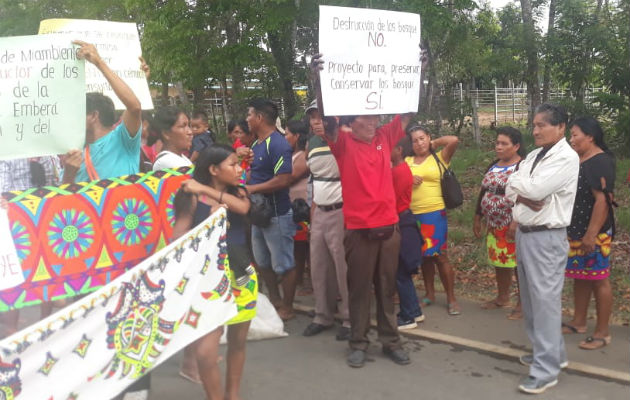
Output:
[150, 313, 629, 400]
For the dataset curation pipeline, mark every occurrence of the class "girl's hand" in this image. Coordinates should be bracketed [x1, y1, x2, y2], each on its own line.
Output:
[0, 198, 7, 210]
[413, 175, 423, 187]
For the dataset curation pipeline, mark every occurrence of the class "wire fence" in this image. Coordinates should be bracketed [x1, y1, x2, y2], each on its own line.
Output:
[151, 92, 293, 134]
[451, 84, 607, 123]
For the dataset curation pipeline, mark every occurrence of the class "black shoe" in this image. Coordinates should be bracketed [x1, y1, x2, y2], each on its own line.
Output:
[347, 349, 366, 368]
[336, 326, 351, 341]
[383, 347, 411, 365]
[302, 323, 332, 337]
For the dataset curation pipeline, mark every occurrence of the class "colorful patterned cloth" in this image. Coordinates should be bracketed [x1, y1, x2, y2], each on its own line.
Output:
[414, 209, 448, 257]
[566, 230, 612, 280]
[1, 167, 192, 311]
[293, 220, 309, 242]
[479, 163, 517, 229]
[0, 209, 236, 400]
[486, 225, 516, 268]
[226, 264, 258, 326]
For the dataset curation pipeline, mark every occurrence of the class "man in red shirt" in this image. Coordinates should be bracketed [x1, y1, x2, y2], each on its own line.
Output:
[311, 55, 415, 368]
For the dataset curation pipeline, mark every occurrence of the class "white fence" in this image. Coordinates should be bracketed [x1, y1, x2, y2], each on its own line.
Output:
[452, 84, 606, 123]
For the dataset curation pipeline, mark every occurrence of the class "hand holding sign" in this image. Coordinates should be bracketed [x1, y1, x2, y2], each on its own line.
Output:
[73, 40, 103, 65]
[39, 19, 154, 110]
[139, 56, 150, 79]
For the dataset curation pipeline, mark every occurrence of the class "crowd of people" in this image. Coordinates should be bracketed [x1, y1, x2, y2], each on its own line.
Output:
[0, 42, 621, 398]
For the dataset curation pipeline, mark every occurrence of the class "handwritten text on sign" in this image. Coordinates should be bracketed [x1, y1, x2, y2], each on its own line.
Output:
[39, 19, 154, 110]
[318, 6, 421, 116]
[0, 209, 24, 291]
[0, 34, 85, 161]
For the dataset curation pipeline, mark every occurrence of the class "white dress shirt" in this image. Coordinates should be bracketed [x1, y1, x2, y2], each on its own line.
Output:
[506, 138, 579, 228]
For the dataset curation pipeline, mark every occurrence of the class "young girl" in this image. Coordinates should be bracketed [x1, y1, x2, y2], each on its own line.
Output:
[173, 144, 258, 400]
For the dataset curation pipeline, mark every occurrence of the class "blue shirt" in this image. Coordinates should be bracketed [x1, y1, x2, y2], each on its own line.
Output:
[191, 130, 215, 153]
[75, 123, 142, 182]
[249, 131, 293, 215]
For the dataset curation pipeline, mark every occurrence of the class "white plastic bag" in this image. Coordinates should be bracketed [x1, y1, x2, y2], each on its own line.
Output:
[219, 293, 288, 343]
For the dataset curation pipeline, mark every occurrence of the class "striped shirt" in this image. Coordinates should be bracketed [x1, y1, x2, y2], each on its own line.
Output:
[307, 135, 342, 206]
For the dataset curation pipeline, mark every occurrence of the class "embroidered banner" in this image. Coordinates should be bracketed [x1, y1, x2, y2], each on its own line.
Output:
[0, 208, 236, 400]
[1, 167, 192, 311]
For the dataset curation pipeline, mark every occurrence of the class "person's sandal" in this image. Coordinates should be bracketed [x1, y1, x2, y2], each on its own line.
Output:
[447, 303, 461, 316]
[507, 308, 522, 320]
[562, 322, 587, 334]
[579, 335, 611, 350]
[481, 300, 511, 310]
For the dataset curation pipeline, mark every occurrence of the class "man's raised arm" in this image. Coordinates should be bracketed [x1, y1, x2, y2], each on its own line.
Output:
[74, 40, 142, 135]
[309, 54, 339, 142]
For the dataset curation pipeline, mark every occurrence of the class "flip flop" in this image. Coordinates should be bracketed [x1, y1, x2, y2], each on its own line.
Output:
[480, 300, 511, 310]
[562, 322, 587, 334]
[421, 298, 433, 306]
[447, 303, 461, 316]
[179, 370, 202, 385]
[507, 308, 522, 320]
[579, 335, 611, 350]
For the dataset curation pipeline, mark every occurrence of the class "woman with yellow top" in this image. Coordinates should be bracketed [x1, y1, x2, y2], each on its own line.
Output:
[405, 125, 460, 315]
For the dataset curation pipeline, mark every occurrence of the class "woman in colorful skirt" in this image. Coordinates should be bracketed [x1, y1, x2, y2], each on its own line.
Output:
[173, 144, 258, 399]
[406, 125, 460, 315]
[473, 127, 525, 319]
[563, 117, 615, 350]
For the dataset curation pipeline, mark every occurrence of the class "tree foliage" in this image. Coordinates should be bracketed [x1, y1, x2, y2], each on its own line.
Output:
[0, 0, 627, 145]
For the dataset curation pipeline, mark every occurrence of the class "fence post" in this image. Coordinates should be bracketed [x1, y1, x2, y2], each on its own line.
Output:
[472, 97, 481, 145]
[459, 82, 463, 116]
[494, 85, 498, 123]
[511, 81, 516, 122]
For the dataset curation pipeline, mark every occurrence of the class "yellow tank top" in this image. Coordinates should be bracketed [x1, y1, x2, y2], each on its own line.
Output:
[405, 151, 448, 214]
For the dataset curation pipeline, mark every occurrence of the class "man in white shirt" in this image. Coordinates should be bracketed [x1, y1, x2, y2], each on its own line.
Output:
[302, 100, 350, 341]
[506, 104, 579, 394]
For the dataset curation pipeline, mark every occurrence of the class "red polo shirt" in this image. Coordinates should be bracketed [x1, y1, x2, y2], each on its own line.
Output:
[392, 162, 413, 214]
[328, 115, 404, 229]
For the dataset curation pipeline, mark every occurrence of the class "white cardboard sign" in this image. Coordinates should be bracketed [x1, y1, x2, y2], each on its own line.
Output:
[318, 5, 421, 116]
[39, 18, 154, 110]
[0, 34, 85, 160]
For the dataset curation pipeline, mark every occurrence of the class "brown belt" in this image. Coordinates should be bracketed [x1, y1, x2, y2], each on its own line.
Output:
[518, 225, 555, 233]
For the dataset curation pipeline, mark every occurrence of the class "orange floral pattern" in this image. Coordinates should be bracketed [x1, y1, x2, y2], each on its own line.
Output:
[565, 231, 611, 281]
[487, 226, 516, 268]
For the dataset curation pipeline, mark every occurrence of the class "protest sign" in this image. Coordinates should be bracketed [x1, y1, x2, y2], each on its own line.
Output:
[39, 19, 154, 110]
[0, 209, 24, 291]
[0, 34, 85, 161]
[318, 6, 421, 116]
